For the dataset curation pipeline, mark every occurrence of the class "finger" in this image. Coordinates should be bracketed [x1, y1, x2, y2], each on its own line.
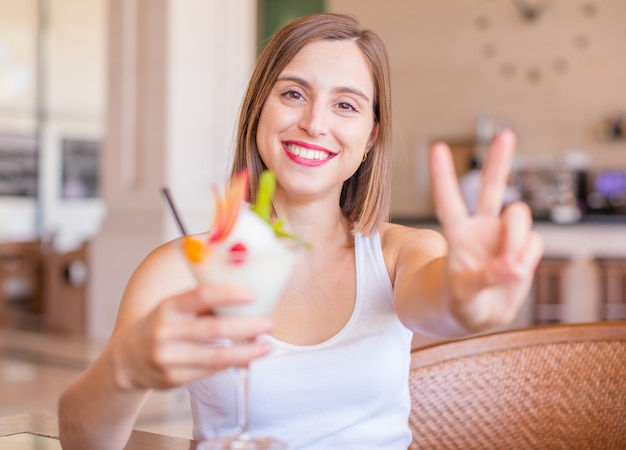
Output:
[500, 201, 532, 258]
[152, 340, 274, 385]
[170, 285, 256, 315]
[429, 141, 468, 225]
[476, 129, 517, 217]
[160, 339, 273, 368]
[491, 227, 543, 283]
[521, 231, 544, 274]
[494, 230, 544, 284]
[202, 340, 273, 369]
[175, 315, 274, 342]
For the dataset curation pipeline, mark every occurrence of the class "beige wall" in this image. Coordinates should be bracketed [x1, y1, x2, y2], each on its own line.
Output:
[0, 0, 107, 248]
[165, 0, 257, 239]
[0, 0, 37, 127]
[328, 0, 626, 216]
[47, 0, 107, 122]
[88, 0, 257, 341]
[0, 0, 106, 123]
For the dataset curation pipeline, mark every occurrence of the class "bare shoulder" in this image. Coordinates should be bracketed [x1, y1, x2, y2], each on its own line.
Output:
[114, 238, 197, 329]
[380, 223, 447, 282]
[381, 222, 447, 254]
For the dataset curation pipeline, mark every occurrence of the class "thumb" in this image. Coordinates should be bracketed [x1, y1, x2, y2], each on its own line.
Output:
[171, 285, 255, 315]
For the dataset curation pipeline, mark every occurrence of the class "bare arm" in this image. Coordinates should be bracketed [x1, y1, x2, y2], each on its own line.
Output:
[58, 240, 275, 449]
[57, 332, 152, 450]
[390, 130, 544, 337]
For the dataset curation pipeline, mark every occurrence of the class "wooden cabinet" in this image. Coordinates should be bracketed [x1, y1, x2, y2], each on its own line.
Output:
[0, 240, 88, 334]
[0, 241, 44, 328]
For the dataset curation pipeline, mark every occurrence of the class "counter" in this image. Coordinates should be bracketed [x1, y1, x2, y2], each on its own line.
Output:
[395, 217, 626, 326]
[0, 412, 198, 449]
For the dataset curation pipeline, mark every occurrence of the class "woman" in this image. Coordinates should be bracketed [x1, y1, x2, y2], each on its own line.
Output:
[59, 13, 543, 449]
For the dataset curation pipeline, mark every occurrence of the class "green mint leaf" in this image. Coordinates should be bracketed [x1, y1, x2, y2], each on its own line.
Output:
[252, 170, 311, 248]
[252, 170, 275, 222]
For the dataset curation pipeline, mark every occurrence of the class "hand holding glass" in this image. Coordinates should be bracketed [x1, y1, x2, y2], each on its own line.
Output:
[164, 171, 302, 450]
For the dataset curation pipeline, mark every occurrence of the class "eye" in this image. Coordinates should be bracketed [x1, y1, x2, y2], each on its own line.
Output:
[335, 100, 359, 116]
[282, 89, 304, 101]
[337, 101, 359, 113]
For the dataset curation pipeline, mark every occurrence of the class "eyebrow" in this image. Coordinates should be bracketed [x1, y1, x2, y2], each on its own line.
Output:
[276, 75, 371, 103]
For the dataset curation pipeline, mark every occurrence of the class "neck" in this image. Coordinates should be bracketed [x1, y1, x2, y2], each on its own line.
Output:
[275, 201, 353, 250]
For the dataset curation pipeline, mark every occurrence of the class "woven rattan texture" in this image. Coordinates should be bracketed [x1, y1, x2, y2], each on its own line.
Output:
[409, 340, 626, 449]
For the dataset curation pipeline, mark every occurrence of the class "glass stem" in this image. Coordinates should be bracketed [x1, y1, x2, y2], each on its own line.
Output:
[235, 366, 251, 439]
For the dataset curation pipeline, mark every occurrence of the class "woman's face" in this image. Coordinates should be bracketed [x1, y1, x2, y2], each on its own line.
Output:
[256, 39, 379, 203]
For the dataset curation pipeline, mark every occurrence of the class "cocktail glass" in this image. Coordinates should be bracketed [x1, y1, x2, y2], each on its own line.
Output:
[183, 206, 300, 450]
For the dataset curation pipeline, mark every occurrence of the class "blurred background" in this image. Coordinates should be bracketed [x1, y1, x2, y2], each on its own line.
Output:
[1, 0, 625, 439]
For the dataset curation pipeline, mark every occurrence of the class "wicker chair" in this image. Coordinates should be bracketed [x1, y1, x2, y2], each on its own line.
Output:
[408, 322, 626, 449]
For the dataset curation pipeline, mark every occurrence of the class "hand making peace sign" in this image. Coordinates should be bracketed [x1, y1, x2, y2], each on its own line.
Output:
[429, 129, 544, 329]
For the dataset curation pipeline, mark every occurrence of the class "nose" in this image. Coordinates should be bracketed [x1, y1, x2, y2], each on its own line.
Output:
[299, 101, 328, 137]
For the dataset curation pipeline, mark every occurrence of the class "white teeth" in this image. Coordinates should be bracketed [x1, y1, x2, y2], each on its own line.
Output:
[286, 144, 330, 161]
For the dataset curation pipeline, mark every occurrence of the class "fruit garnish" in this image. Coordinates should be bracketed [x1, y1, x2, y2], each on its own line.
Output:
[183, 237, 209, 263]
[202, 169, 306, 248]
[251, 171, 307, 245]
[208, 170, 249, 243]
[228, 242, 248, 265]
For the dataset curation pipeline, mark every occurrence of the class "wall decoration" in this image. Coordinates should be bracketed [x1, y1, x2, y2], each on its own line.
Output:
[0, 134, 38, 197]
[473, 0, 599, 84]
[60, 137, 100, 199]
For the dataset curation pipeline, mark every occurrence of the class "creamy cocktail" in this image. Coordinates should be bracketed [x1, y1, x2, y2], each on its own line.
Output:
[174, 170, 303, 450]
[183, 204, 300, 317]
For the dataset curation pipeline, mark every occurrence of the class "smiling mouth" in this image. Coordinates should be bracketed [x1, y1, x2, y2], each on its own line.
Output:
[285, 143, 332, 161]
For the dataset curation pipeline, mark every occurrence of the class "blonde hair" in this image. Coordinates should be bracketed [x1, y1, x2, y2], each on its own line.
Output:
[232, 13, 392, 235]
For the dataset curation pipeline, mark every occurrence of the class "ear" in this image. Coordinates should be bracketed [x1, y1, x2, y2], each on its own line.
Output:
[366, 123, 379, 151]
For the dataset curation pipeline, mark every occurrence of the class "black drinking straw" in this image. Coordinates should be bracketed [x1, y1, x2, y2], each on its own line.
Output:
[161, 187, 188, 236]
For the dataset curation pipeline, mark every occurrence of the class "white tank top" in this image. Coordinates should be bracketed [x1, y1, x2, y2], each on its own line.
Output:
[188, 232, 413, 449]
